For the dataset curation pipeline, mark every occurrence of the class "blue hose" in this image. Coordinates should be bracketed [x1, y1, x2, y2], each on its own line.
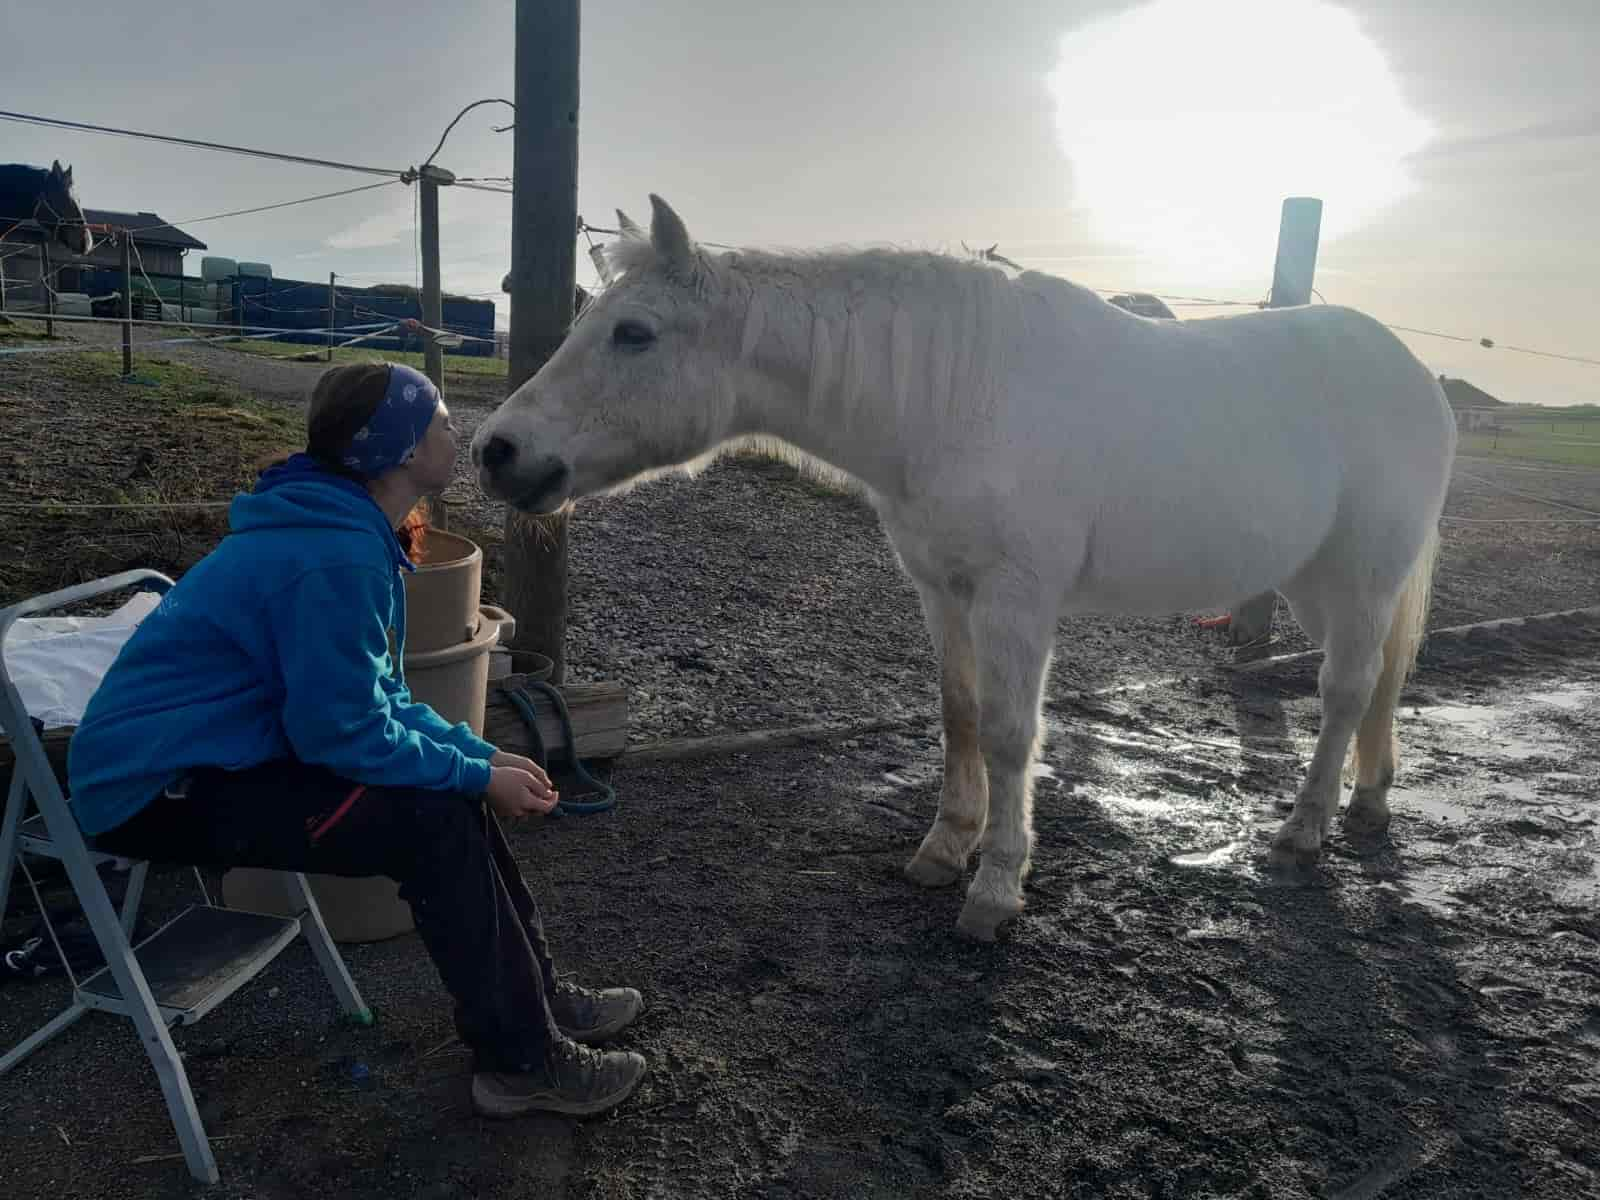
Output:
[500, 679, 617, 816]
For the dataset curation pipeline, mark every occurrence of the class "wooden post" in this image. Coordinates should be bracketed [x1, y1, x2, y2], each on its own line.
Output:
[503, 0, 580, 684]
[419, 171, 445, 390]
[120, 235, 133, 377]
[1225, 197, 1323, 649]
[0, 247, 7, 315]
[418, 165, 453, 532]
[39, 242, 54, 336]
[327, 271, 337, 361]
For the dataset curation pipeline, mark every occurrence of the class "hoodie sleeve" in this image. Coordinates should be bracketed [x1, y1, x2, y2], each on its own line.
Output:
[377, 670, 500, 760]
[266, 565, 493, 795]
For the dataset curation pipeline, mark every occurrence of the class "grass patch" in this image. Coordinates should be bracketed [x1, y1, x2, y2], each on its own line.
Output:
[1459, 430, 1600, 469]
[0, 351, 305, 602]
[44, 351, 301, 435]
[229, 339, 507, 377]
[0, 319, 58, 345]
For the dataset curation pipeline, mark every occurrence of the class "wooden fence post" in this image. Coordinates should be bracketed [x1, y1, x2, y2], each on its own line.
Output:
[120, 235, 133, 376]
[40, 242, 54, 336]
[1225, 197, 1323, 649]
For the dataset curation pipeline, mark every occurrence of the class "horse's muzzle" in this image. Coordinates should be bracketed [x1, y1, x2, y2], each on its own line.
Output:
[507, 461, 571, 514]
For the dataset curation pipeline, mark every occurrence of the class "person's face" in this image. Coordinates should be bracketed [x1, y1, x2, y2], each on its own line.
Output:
[408, 401, 458, 494]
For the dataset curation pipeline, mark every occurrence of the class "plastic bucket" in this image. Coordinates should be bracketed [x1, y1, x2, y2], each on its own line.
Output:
[401, 605, 515, 738]
[402, 528, 483, 654]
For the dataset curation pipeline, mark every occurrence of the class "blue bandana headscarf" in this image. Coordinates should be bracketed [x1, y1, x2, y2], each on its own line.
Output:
[340, 363, 441, 479]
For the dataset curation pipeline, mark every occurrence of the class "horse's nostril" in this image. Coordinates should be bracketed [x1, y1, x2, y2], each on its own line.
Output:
[480, 436, 517, 471]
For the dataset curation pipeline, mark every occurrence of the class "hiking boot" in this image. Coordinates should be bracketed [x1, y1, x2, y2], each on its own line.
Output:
[551, 981, 643, 1045]
[472, 1038, 646, 1119]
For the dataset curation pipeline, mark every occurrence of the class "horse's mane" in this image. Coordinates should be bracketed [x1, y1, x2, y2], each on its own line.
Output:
[606, 237, 1107, 436]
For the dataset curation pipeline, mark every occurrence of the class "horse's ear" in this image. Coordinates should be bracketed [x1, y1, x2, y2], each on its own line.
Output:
[648, 194, 694, 275]
[615, 209, 644, 240]
[62, 164, 73, 186]
[50, 159, 64, 178]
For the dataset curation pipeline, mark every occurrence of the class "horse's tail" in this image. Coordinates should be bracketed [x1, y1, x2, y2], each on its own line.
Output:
[1352, 524, 1440, 785]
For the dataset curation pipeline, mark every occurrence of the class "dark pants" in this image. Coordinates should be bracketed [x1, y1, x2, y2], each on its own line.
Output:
[95, 759, 562, 1072]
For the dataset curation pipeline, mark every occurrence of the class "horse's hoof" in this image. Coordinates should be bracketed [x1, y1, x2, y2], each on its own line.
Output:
[955, 899, 1020, 942]
[904, 854, 963, 888]
[1343, 788, 1392, 838]
[1268, 814, 1324, 867]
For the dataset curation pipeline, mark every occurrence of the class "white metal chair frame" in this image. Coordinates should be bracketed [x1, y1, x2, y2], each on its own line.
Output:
[0, 570, 371, 1185]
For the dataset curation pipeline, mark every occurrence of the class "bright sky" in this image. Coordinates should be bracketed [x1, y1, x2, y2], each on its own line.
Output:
[3, 0, 1595, 406]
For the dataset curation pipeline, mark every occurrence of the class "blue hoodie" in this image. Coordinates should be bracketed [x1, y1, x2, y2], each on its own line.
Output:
[67, 458, 496, 835]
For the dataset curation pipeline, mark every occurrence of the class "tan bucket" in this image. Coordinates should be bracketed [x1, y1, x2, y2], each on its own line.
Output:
[220, 603, 515, 943]
[401, 605, 515, 738]
[403, 528, 483, 654]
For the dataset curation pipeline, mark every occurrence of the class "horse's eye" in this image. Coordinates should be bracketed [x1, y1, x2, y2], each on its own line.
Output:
[612, 320, 656, 349]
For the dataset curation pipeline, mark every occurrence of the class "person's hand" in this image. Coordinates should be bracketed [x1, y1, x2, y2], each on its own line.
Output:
[491, 750, 553, 791]
[486, 764, 559, 820]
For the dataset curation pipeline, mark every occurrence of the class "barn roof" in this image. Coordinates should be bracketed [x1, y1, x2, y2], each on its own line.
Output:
[11, 209, 208, 251]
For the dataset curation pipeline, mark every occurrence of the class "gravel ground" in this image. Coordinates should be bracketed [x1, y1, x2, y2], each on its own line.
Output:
[2, 329, 1598, 1198]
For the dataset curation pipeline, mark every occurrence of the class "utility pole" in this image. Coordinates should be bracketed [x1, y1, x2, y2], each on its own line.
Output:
[326, 271, 336, 361]
[418, 166, 448, 390]
[1225, 197, 1323, 650]
[503, 0, 580, 682]
[416, 163, 455, 530]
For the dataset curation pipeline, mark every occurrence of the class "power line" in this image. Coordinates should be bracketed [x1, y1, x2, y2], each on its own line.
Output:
[0, 109, 405, 178]
[422, 99, 514, 168]
[1388, 324, 1600, 368]
[126, 180, 403, 234]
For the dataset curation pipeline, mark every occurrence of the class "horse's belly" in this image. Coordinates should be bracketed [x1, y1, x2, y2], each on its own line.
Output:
[1059, 484, 1337, 615]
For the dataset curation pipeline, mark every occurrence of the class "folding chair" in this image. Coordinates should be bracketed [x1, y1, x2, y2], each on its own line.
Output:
[0, 570, 371, 1185]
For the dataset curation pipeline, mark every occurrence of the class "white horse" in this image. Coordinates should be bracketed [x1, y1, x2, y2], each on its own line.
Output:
[472, 195, 1457, 941]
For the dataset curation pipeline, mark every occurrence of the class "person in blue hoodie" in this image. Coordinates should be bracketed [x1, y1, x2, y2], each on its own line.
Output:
[68, 361, 645, 1119]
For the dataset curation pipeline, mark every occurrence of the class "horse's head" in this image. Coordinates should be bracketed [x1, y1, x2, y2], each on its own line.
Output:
[40, 161, 94, 256]
[472, 194, 740, 513]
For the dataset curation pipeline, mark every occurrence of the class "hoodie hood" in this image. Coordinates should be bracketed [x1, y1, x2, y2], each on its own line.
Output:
[232, 453, 416, 572]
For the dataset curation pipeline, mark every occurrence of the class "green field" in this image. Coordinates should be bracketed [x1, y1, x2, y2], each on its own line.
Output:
[1459, 413, 1600, 468]
[229, 339, 509, 378]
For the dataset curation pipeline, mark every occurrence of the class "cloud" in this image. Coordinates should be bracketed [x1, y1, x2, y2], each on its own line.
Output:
[1417, 112, 1600, 160]
[326, 203, 415, 251]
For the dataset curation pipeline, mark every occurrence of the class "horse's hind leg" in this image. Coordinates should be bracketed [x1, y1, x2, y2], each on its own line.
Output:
[1343, 638, 1402, 837]
[1269, 599, 1390, 865]
[905, 580, 988, 887]
[958, 596, 1055, 941]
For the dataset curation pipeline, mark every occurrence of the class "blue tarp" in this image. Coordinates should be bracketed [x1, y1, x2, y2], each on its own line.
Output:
[78, 269, 498, 357]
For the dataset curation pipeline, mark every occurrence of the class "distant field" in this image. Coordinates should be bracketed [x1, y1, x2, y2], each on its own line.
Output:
[230, 339, 509, 378]
[1459, 422, 1600, 468]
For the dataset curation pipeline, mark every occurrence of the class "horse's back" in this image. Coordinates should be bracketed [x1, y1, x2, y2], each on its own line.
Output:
[997, 290, 1454, 611]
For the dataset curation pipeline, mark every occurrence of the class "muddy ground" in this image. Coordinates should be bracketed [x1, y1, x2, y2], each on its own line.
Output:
[2, 327, 1598, 1198]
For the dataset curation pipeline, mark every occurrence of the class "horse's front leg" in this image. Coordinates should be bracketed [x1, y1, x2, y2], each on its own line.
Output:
[905, 582, 988, 888]
[958, 600, 1056, 942]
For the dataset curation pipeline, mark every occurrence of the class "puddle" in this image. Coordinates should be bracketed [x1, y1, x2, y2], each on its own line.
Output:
[1522, 684, 1598, 712]
[1411, 702, 1557, 762]
[1375, 878, 1459, 918]
[1170, 841, 1244, 869]
[1093, 792, 1182, 818]
[1403, 792, 1476, 825]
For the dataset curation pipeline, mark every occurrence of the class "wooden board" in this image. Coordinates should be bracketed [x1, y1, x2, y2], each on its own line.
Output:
[482, 678, 629, 763]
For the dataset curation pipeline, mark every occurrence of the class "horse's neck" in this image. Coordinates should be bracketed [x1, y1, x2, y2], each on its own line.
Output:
[0, 166, 47, 224]
[731, 254, 1007, 496]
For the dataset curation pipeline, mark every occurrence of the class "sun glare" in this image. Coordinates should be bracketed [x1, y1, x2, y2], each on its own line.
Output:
[1047, 0, 1433, 281]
